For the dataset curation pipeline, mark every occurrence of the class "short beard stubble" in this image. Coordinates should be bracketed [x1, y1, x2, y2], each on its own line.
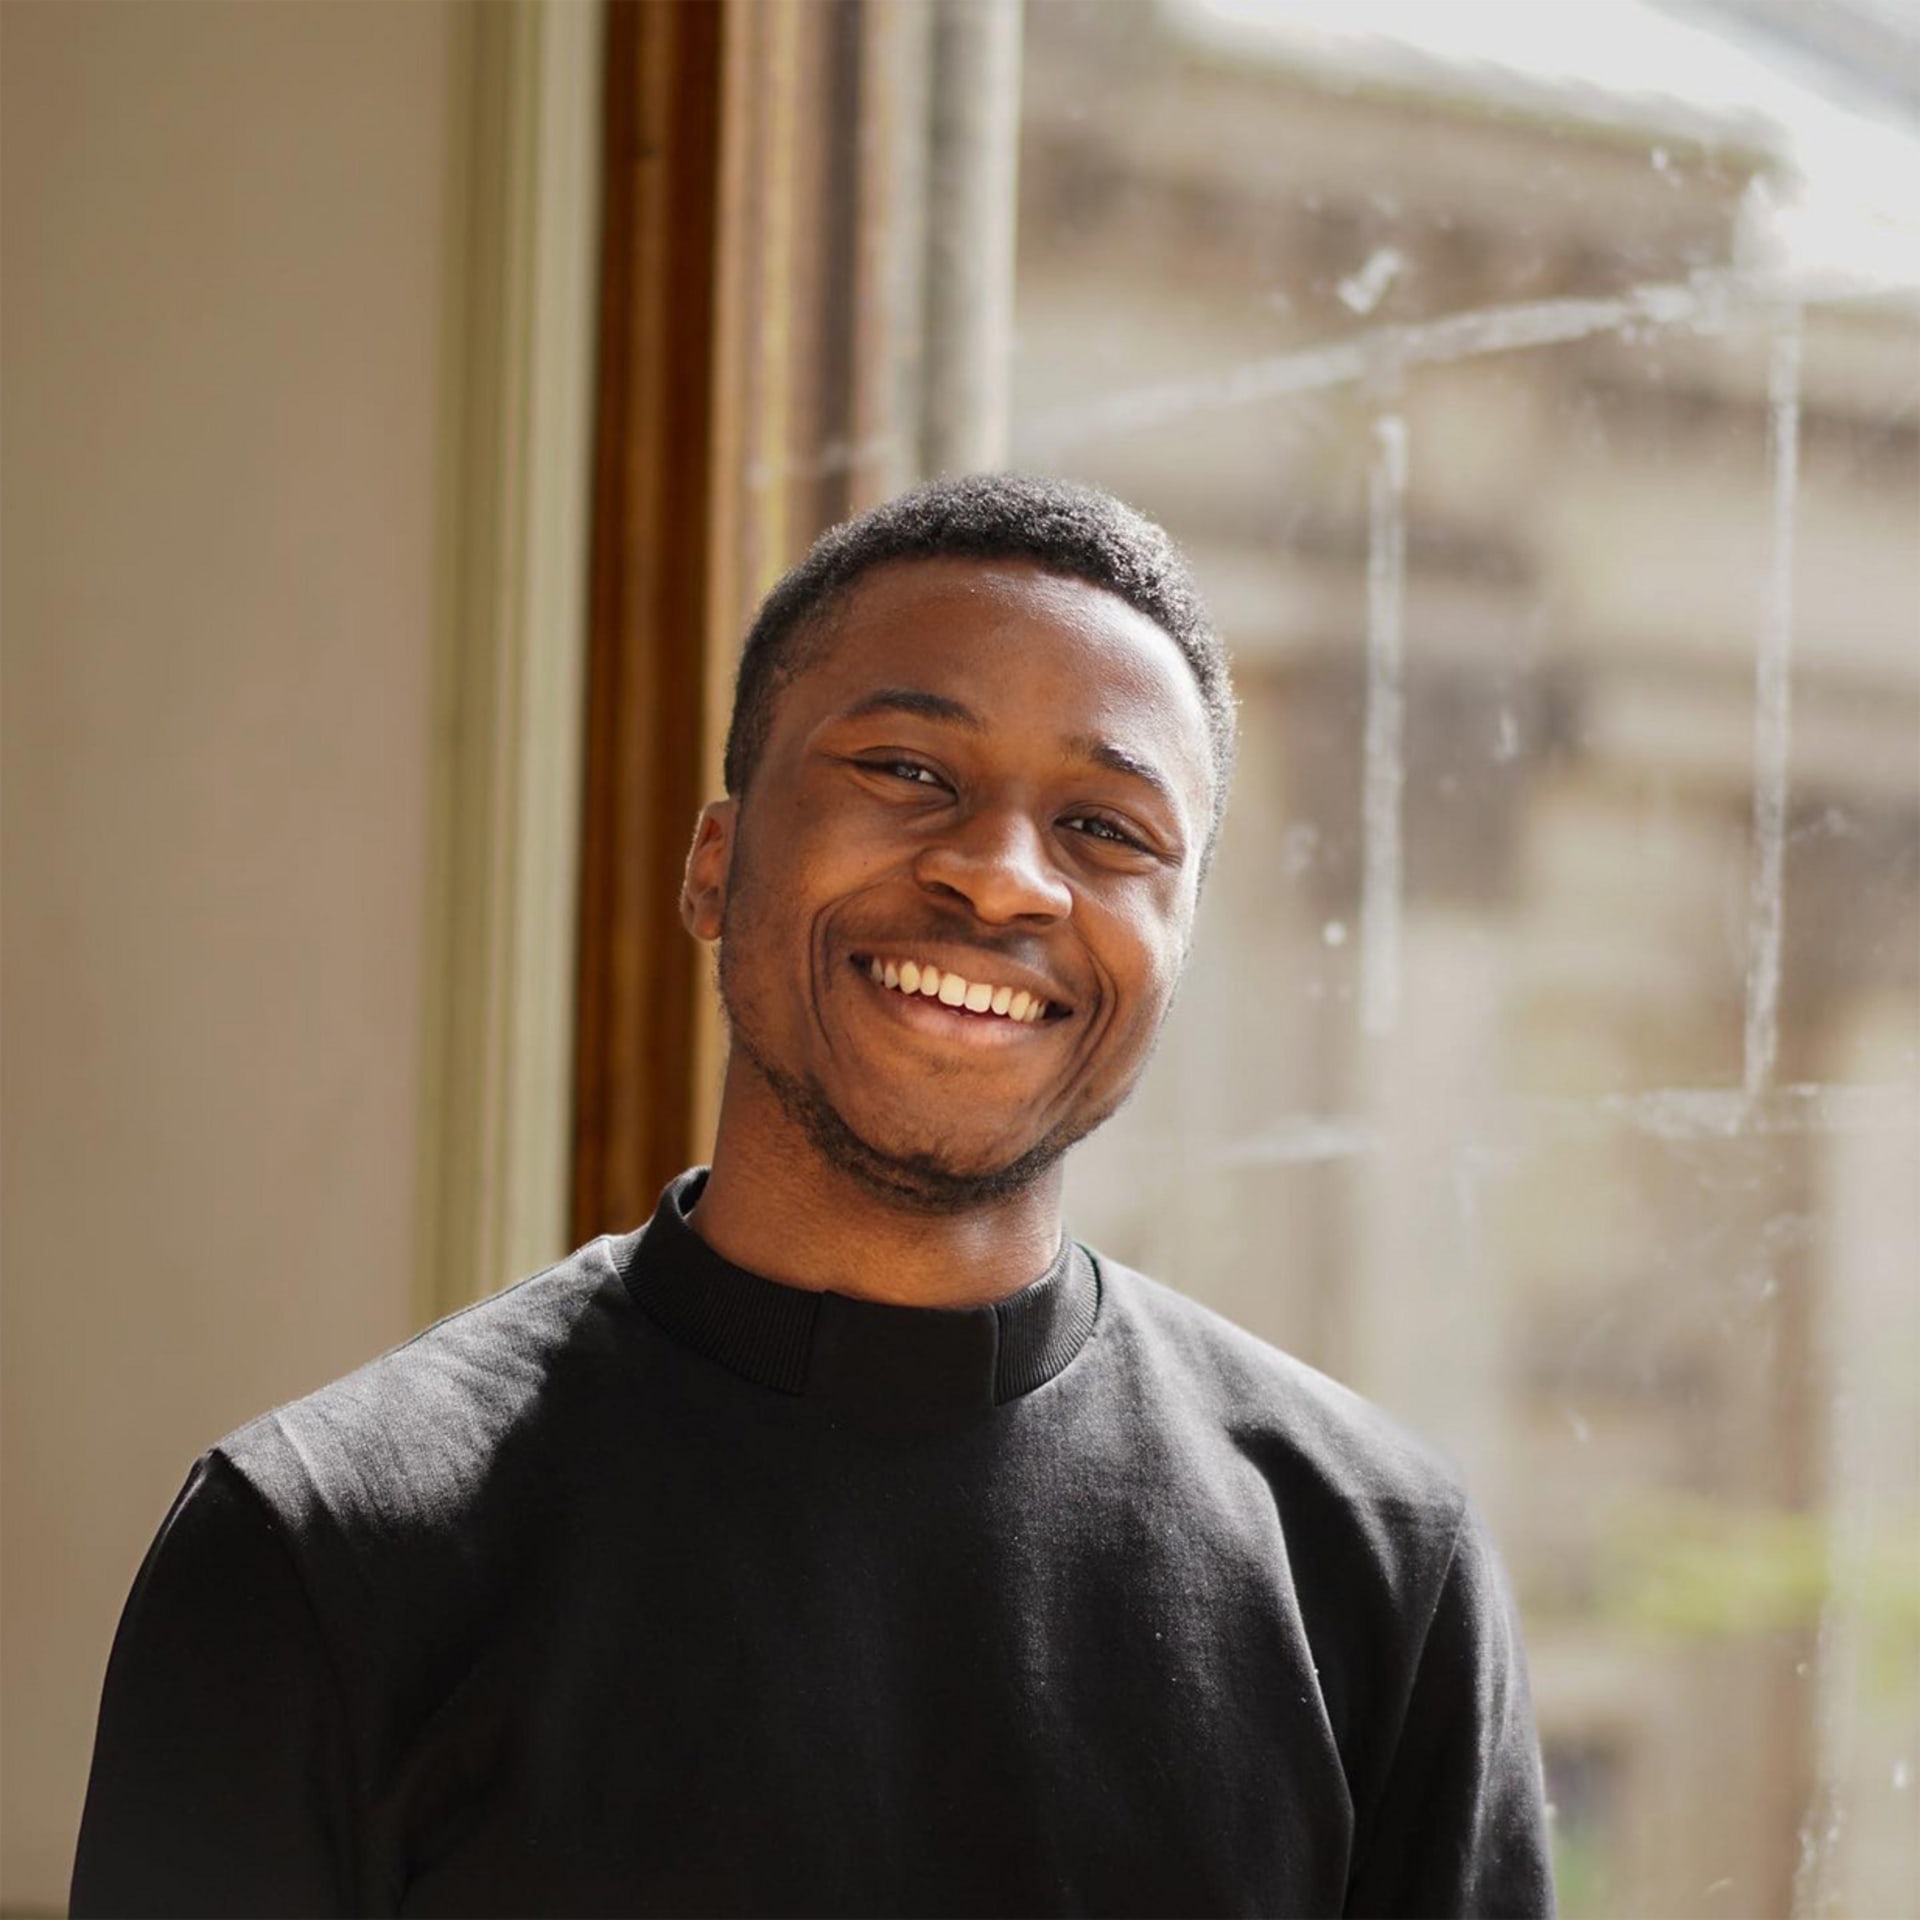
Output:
[716, 909, 1115, 1219]
[727, 1012, 1093, 1215]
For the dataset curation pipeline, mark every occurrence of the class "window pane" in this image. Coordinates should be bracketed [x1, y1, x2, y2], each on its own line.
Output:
[1016, 2, 1920, 1912]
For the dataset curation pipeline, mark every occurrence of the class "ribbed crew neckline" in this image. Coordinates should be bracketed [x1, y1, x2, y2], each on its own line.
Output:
[619, 1169, 1100, 1415]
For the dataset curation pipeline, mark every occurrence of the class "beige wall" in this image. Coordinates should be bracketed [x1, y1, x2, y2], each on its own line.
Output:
[1, 3, 459, 1903]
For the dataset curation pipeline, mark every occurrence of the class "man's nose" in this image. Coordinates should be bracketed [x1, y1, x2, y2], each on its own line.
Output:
[914, 806, 1073, 926]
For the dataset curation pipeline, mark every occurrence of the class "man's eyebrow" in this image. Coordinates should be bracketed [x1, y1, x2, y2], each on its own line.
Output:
[1065, 734, 1183, 817]
[831, 694, 1185, 820]
[833, 688, 986, 731]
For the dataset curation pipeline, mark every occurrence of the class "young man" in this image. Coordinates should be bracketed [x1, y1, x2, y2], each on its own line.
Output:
[74, 477, 1554, 1916]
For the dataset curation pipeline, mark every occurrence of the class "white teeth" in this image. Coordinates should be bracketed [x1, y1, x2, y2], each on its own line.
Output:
[867, 958, 1054, 1024]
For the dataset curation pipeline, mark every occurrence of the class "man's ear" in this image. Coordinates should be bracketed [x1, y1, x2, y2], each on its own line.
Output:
[681, 798, 737, 942]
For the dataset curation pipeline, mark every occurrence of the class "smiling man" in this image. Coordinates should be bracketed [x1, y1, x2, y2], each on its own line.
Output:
[73, 477, 1554, 1917]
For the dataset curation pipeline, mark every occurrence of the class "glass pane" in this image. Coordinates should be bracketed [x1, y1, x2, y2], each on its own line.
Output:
[1018, 2, 1920, 1912]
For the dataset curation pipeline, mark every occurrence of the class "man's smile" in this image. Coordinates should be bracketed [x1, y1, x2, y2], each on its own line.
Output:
[844, 949, 1077, 1050]
[854, 948, 1071, 1019]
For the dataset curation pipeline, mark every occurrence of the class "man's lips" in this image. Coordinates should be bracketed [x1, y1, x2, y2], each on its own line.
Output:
[847, 948, 1074, 1023]
[849, 970, 1064, 1050]
[843, 950, 1076, 1048]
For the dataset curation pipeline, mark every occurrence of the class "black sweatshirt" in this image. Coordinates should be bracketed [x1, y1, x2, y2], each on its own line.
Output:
[72, 1171, 1554, 1918]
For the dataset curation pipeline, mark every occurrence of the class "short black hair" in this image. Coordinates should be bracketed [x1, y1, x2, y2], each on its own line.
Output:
[721, 473, 1236, 860]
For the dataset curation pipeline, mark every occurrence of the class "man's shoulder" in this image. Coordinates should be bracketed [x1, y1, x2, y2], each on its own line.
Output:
[1093, 1253, 1467, 1538]
[214, 1234, 637, 1537]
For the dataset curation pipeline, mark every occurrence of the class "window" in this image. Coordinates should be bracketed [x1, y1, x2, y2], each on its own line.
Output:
[585, 4, 1918, 1907]
[1010, 4, 1919, 1912]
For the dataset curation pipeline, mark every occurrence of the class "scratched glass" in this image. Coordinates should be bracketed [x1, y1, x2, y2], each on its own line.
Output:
[1017, 3, 1920, 1915]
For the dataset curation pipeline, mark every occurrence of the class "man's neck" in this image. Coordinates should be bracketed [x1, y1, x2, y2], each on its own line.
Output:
[687, 1078, 1067, 1310]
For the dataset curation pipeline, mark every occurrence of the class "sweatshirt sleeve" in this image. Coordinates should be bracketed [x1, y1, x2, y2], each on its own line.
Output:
[1344, 1506, 1557, 1919]
[70, 1451, 357, 1918]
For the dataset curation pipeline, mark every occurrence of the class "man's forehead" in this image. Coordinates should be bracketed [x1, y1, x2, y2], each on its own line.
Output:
[797, 565, 1214, 825]
[825, 560, 1182, 685]
[829, 552, 1134, 627]
[811, 557, 1191, 708]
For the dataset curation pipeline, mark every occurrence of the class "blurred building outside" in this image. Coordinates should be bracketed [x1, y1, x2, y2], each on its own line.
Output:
[1011, 5, 1919, 1915]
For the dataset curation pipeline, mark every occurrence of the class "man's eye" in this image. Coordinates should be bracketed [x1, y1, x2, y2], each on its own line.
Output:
[871, 760, 945, 788]
[1063, 812, 1145, 850]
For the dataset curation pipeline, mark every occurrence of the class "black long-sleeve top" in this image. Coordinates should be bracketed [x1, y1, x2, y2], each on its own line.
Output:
[73, 1170, 1555, 1916]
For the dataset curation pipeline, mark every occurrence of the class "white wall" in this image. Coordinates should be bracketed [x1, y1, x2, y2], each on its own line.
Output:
[1, 3, 459, 1903]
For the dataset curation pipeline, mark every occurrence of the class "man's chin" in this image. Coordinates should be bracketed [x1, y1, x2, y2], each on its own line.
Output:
[739, 1036, 1075, 1215]
[835, 1146, 1053, 1215]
